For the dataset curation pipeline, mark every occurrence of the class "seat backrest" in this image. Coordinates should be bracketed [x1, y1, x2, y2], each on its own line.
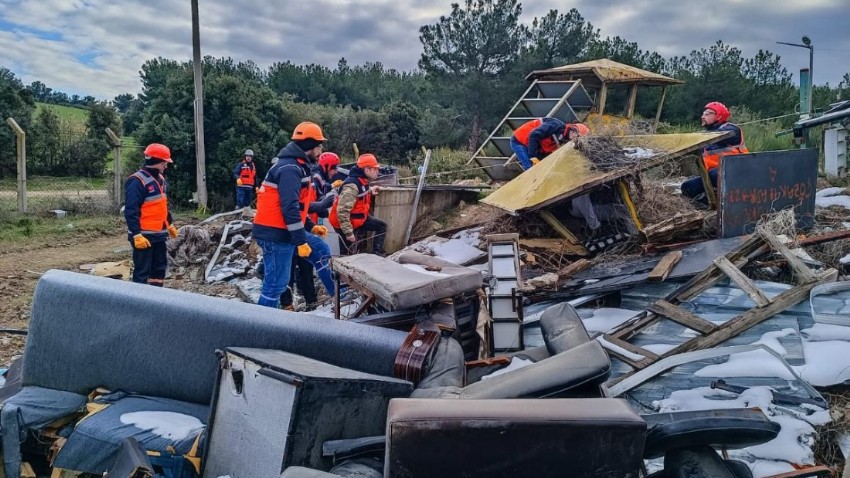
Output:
[22, 270, 408, 404]
[539, 302, 592, 355]
[459, 340, 610, 399]
[385, 398, 646, 478]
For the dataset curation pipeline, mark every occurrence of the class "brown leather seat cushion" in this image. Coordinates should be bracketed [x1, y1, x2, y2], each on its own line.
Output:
[385, 398, 646, 478]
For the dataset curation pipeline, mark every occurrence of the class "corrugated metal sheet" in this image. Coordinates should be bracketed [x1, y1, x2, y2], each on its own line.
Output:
[481, 132, 728, 215]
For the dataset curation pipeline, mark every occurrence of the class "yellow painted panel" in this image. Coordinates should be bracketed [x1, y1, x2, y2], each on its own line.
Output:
[482, 132, 728, 215]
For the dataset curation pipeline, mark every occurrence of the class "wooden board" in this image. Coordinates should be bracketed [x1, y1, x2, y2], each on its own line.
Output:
[718, 149, 818, 238]
[647, 251, 683, 282]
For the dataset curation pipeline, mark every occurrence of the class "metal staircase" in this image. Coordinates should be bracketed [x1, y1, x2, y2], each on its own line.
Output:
[469, 80, 594, 181]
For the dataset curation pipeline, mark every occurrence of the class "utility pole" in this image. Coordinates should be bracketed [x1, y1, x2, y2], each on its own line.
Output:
[777, 36, 814, 115]
[191, 0, 208, 209]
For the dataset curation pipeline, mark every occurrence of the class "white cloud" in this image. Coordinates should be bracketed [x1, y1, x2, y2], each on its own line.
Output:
[0, 0, 848, 99]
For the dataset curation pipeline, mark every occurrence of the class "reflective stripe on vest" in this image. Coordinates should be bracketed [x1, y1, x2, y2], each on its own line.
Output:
[702, 127, 749, 171]
[512, 119, 559, 154]
[238, 163, 256, 185]
[131, 170, 168, 234]
[254, 172, 315, 229]
[329, 178, 371, 229]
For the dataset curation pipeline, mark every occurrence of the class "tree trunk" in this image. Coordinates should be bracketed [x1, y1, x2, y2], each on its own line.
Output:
[467, 112, 481, 152]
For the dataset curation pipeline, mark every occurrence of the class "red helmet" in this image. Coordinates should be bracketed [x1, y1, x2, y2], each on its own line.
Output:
[318, 152, 340, 175]
[704, 102, 730, 123]
[143, 143, 173, 163]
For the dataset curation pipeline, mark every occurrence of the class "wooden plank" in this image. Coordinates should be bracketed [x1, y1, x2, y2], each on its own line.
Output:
[600, 334, 659, 370]
[557, 259, 591, 280]
[759, 231, 818, 284]
[713, 256, 771, 307]
[519, 238, 588, 257]
[647, 251, 683, 282]
[661, 269, 838, 358]
[641, 211, 704, 244]
[647, 300, 717, 335]
[538, 209, 582, 246]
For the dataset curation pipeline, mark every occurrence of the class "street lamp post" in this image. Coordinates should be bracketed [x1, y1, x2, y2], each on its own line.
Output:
[777, 36, 814, 115]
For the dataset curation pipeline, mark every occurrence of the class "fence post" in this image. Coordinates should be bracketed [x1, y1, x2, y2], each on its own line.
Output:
[105, 128, 122, 207]
[5, 117, 27, 213]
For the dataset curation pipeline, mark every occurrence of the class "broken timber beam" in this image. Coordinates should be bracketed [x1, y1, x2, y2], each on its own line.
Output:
[713, 256, 771, 307]
[758, 230, 817, 283]
[558, 259, 592, 280]
[647, 300, 717, 335]
[641, 211, 704, 244]
[600, 334, 660, 370]
[538, 209, 583, 247]
[647, 251, 683, 282]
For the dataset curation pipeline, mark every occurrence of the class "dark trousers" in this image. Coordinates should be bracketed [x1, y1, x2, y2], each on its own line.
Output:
[131, 241, 167, 286]
[335, 216, 388, 255]
[281, 255, 317, 306]
[236, 187, 254, 208]
[681, 169, 718, 205]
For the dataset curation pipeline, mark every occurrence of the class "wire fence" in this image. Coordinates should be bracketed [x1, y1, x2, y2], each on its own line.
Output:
[0, 125, 129, 218]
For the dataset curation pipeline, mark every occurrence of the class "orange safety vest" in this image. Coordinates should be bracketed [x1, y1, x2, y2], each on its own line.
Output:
[238, 162, 256, 186]
[130, 170, 169, 234]
[703, 125, 749, 171]
[329, 177, 371, 230]
[513, 119, 560, 155]
[254, 163, 316, 229]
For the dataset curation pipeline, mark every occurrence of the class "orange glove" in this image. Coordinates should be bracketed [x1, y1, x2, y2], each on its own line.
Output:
[167, 224, 179, 239]
[311, 225, 328, 237]
[236, 178, 243, 186]
[297, 243, 312, 258]
[531, 157, 540, 166]
[332, 180, 343, 188]
[133, 234, 151, 249]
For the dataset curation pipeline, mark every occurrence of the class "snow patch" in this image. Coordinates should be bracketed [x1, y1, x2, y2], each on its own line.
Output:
[119, 411, 204, 441]
[623, 147, 657, 159]
[801, 323, 850, 342]
[793, 341, 850, 386]
[401, 263, 451, 277]
[840, 253, 850, 265]
[579, 307, 640, 334]
[695, 348, 795, 380]
[816, 187, 847, 198]
[451, 228, 481, 247]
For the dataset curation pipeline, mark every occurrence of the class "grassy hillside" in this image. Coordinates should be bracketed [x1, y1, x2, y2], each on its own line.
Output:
[35, 102, 88, 134]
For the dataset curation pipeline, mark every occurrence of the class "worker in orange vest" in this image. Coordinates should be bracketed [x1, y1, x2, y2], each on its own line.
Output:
[124, 143, 178, 286]
[329, 154, 388, 255]
[233, 149, 257, 208]
[253, 122, 336, 308]
[511, 118, 589, 170]
[681, 102, 749, 204]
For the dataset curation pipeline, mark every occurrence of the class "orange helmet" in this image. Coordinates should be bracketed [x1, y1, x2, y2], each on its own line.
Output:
[143, 143, 173, 163]
[318, 152, 340, 174]
[357, 154, 380, 169]
[291, 122, 327, 141]
[565, 123, 590, 140]
[704, 102, 730, 123]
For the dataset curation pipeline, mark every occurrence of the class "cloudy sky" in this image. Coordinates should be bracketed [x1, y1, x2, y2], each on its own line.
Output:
[1, 0, 848, 100]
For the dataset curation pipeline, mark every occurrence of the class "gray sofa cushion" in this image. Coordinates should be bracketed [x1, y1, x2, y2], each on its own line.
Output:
[23, 270, 409, 405]
[539, 302, 592, 355]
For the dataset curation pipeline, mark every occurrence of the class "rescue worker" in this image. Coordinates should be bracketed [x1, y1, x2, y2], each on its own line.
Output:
[233, 149, 257, 208]
[279, 151, 346, 311]
[329, 153, 387, 256]
[681, 102, 749, 204]
[253, 122, 336, 309]
[124, 143, 178, 286]
[511, 118, 590, 170]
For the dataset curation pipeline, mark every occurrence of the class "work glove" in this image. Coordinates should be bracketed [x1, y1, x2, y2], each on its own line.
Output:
[133, 234, 151, 249]
[332, 180, 344, 189]
[167, 224, 179, 239]
[531, 157, 540, 166]
[236, 178, 243, 186]
[311, 225, 328, 237]
[297, 243, 312, 258]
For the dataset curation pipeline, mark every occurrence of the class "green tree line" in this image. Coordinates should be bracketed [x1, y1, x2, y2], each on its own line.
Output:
[3, 0, 849, 211]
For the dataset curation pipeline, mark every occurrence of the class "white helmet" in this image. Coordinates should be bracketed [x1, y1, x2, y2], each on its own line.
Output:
[244, 149, 254, 157]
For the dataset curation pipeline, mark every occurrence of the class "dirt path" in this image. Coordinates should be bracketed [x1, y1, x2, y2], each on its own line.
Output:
[0, 232, 128, 364]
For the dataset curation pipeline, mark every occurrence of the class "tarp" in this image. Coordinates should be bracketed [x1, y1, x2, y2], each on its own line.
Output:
[481, 132, 729, 215]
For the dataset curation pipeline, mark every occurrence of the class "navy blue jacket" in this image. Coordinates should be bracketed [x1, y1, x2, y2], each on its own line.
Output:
[124, 167, 173, 243]
[528, 117, 566, 159]
[252, 142, 315, 245]
[703, 121, 745, 153]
